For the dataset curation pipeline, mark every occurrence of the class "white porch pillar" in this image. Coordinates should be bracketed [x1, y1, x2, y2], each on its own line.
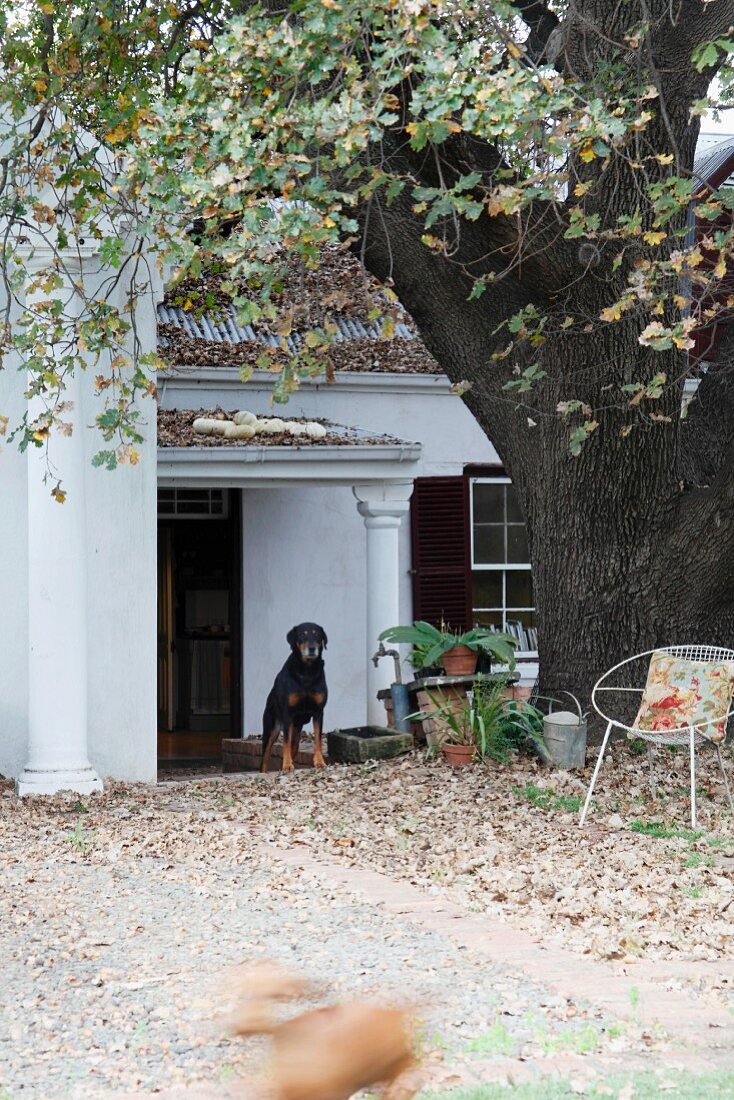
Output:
[16, 259, 102, 797]
[353, 482, 413, 726]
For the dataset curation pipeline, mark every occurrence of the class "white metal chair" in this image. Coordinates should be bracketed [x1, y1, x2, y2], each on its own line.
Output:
[579, 646, 734, 828]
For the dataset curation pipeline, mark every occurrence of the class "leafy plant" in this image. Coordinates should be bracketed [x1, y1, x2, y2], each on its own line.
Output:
[408, 641, 438, 671]
[379, 621, 517, 670]
[417, 676, 546, 763]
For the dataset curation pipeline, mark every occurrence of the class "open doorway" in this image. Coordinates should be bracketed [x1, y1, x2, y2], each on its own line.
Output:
[157, 488, 242, 768]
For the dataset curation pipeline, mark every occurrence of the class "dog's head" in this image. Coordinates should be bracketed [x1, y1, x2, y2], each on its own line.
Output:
[287, 622, 327, 664]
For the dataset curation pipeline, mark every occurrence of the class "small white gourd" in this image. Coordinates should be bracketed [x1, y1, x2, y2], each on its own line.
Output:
[260, 418, 286, 434]
[234, 410, 257, 426]
[305, 421, 327, 439]
[193, 417, 216, 436]
[224, 422, 256, 439]
[286, 421, 307, 436]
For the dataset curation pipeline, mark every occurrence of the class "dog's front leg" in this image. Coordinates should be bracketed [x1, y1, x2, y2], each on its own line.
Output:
[261, 728, 278, 773]
[312, 715, 326, 769]
[282, 724, 296, 771]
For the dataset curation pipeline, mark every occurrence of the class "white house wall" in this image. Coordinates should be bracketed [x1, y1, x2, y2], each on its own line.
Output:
[163, 372, 499, 736]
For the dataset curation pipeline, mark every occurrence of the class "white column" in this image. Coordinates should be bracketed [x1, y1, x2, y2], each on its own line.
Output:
[16, 265, 102, 797]
[353, 483, 413, 726]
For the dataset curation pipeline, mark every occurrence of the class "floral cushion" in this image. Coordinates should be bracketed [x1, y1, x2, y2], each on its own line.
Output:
[632, 651, 734, 742]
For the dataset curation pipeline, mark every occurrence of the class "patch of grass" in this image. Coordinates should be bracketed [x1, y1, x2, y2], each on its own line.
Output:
[417, 1069, 734, 1099]
[628, 819, 703, 842]
[532, 1020, 603, 1055]
[706, 835, 730, 849]
[512, 784, 582, 814]
[683, 851, 715, 868]
[680, 884, 704, 898]
[64, 818, 96, 855]
[463, 1020, 516, 1057]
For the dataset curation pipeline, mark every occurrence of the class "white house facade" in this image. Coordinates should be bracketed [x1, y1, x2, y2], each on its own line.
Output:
[5, 133, 728, 791]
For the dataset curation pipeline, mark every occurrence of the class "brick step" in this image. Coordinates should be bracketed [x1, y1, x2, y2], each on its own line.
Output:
[222, 737, 326, 773]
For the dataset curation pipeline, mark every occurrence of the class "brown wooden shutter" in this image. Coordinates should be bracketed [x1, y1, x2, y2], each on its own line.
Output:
[410, 476, 472, 631]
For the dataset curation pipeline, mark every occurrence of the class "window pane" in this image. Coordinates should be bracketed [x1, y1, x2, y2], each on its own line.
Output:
[472, 572, 502, 608]
[474, 525, 505, 563]
[473, 610, 504, 628]
[505, 487, 524, 524]
[472, 482, 504, 524]
[507, 525, 529, 563]
[507, 610, 536, 628]
[506, 571, 533, 608]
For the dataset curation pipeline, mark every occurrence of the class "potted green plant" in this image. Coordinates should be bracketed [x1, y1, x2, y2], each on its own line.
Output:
[418, 676, 548, 766]
[379, 621, 517, 677]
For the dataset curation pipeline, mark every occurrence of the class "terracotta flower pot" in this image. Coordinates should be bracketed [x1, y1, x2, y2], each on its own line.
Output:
[441, 743, 475, 766]
[440, 645, 478, 676]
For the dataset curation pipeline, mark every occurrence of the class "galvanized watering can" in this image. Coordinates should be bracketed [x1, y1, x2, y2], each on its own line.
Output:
[542, 692, 588, 769]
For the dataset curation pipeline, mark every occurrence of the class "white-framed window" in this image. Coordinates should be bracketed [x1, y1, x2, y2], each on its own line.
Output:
[158, 488, 229, 519]
[470, 476, 537, 655]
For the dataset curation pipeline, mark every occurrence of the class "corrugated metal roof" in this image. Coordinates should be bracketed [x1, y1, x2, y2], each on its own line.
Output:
[157, 303, 415, 347]
[694, 136, 734, 189]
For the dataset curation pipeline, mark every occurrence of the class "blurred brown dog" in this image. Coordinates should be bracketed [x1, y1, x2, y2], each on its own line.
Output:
[228, 962, 418, 1100]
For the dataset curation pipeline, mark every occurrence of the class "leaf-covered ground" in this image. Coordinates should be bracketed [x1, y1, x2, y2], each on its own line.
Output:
[1, 744, 733, 1098]
[234, 745, 734, 976]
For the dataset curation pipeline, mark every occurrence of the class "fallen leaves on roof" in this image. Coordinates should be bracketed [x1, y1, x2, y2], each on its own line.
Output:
[159, 244, 442, 375]
[165, 245, 406, 331]
[157, 407, 404, 447]
[158, 327, 441, 374]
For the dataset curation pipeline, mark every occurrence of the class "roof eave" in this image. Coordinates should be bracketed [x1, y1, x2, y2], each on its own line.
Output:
[157, 441, 422, 489]
[158, 366, 451, 394]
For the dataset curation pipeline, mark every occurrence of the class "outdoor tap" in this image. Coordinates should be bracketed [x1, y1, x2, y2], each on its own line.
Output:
[371, 642, 403, 684]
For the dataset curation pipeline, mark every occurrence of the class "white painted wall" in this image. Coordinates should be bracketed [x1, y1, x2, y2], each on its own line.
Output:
[163, 372, 499, 734]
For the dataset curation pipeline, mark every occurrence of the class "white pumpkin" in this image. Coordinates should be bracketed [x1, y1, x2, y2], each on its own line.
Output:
[210, 419, 229, 436]
[192, 417, 215, 436]
[260, 418, 286, 434]
[224, 422, 256, 439]
[286, 421, 307, 436]
[305, 421, 327, 439]
[234, 410, 257, 426]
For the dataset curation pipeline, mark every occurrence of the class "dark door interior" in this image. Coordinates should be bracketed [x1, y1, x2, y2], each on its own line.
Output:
[157, 488, 242, 766]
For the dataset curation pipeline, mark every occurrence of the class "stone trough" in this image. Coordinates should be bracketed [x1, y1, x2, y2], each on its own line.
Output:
[326, 726, 414, 764]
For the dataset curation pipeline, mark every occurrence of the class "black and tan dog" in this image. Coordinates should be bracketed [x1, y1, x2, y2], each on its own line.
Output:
[261, 623, 328, 772]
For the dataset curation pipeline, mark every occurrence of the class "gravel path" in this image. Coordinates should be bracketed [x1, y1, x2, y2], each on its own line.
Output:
[0, 847, 621, 1098]
[1, 754, 733, 1098]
